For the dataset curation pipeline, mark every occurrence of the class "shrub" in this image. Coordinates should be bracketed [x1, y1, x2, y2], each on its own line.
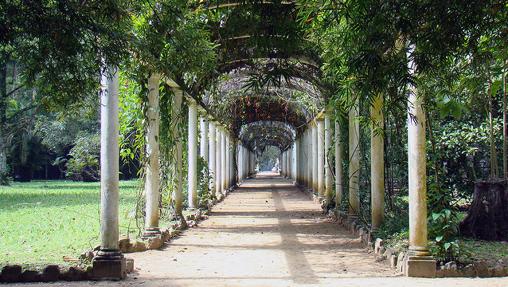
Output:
[65, 132, 100, 181]
[198, 156, 212, 208]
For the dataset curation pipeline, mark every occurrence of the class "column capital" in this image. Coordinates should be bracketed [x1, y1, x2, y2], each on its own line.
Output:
[315, 114, 325, 121]
[148, 72, 161, 83]
[184, 95, 198, 106]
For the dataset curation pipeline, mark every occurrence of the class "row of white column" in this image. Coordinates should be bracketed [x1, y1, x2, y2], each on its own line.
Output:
[203, 118, 236, 199]
[95, 70, 240, 276]
[237, 145, 256, 180]
[280, 144, 296, 180]
[143, 76, 239, 238]
[293, 76, 432, 274]
[295, 108, 384, 226]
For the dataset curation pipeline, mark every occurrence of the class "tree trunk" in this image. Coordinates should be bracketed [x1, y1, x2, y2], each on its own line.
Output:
[488, 77, 499, 179]
[0, 60, 8, 185]
[459, 180, 508, 240]
[503, 62, 507, 179]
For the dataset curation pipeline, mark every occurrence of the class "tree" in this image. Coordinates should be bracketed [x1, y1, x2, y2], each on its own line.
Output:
[0, 0, 133, 184]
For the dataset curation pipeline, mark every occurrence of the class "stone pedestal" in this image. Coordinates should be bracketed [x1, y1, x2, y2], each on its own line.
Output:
[142, 227, 161, 239]
[92, 250, 126, 280]
[405, 255, 436, 278]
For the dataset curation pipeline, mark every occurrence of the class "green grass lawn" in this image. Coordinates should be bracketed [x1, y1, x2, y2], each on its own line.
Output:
[460, 239, 508, 264]
[0, 180, 141, 268]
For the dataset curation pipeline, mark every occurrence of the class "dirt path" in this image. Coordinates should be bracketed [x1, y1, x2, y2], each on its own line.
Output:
[16, 173, 508, 286]
[126, 173, 397, 285]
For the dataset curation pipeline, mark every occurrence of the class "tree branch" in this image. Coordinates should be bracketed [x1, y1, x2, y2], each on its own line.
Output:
[6, 84, 25, 97]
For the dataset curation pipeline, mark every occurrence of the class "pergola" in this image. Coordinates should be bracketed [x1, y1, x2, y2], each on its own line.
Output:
[94, 0, 435, 279]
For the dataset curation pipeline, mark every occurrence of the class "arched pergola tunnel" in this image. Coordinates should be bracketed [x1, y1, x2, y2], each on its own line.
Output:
[95, 65, 434, 279]
[92, 1, 435, 280]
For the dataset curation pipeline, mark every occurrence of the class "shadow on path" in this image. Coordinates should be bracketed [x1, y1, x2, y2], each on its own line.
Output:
[121, 173, 398, 286]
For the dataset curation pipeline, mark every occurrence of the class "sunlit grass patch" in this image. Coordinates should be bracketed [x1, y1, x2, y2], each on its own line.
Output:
[0, 180, 140, 268]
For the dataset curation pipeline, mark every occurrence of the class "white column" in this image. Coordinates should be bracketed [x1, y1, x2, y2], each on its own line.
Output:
[348, 100, 360, 216]
[254, 152, 257, 173]
[249, 151, 252, 175]
[371, 94, 385, 230]
[317, 119, 325, 196]
[304, 132, 308, 185]
[228, 138, 232, 187]
[173, 90, 184, 217]
[295, 139, 300, 183]
[287, 150, 290, 177]
[238, 145, 243, 180]
[245, 147, 248, 178]
[407, 44, 429, 257]
[98, 66, 120, 254]
[302, 136, 305, 184]
[288, 148, 292, 179]
[312, 123, 318, 192]
[242, 146, 246, 178]
[307, 129, 312, 188]
[285, 150, 289, 177]
[324, 114, 333, 204]
[229, 140, 233, 186]
[221, 131, 226, 192]
[225, 135, 230, 189]
[247, 150, 250, 175]
[282, 152, 286, 176]
[285, 150, 288, 177]
[303, 136, 306, 184]
[200, 117, 208, 162]
[405, 43, 435, 277]
[231, 140, 235, 185]
[245, 147, 248, 177]
[296, 139, 300, 183]
[292, 144, 297, 180]
[230, 138, 234, 184]
[289, 147, 292, 179]
[248, 151, 252, 175]
[208, 122, 216, 196]
[93, 66, 126, 279]
[187, 100, 198, 209]
[335, 120, 343, 209]
[250, 152, 254, 174]
[144, 73, 161, 237]
[216, 127, 222, 195]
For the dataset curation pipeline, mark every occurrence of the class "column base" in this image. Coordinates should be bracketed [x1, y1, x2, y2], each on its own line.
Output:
[92, 249, 126, 280]
[142, 227, 161, 239]
[404, 255, 436, 278]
